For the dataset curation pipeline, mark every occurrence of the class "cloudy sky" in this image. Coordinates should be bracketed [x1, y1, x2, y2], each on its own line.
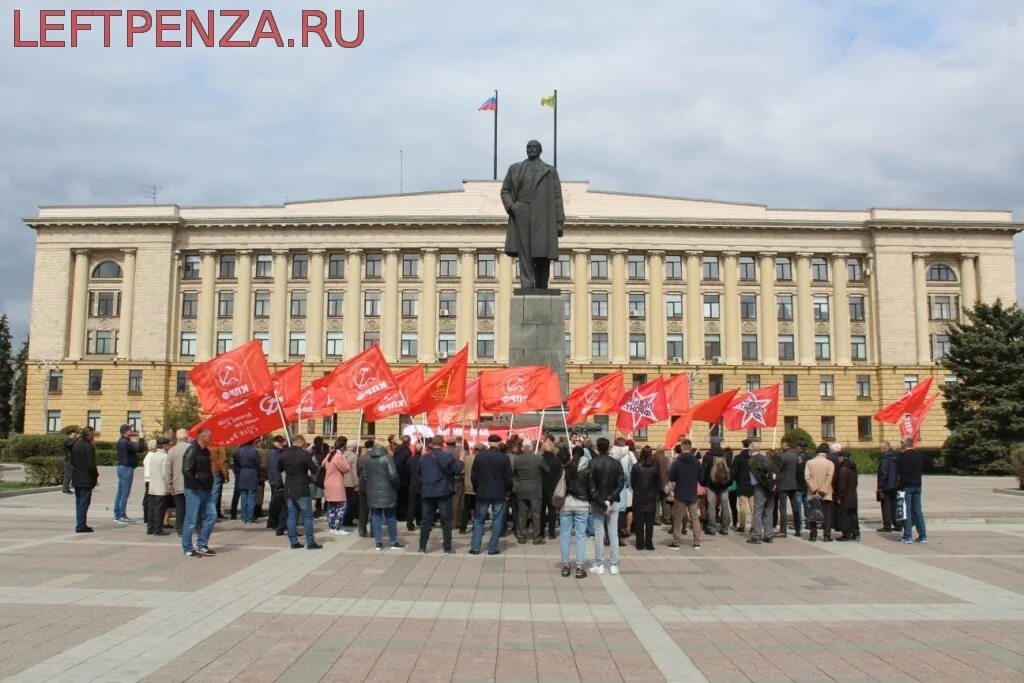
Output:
[2, 0, 1022, 343]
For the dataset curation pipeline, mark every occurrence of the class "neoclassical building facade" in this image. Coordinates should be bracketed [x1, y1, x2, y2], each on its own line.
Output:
[24, 181, 1019, 445]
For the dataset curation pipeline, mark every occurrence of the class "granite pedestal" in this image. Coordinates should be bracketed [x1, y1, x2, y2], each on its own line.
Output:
[509, 289, 568, 396]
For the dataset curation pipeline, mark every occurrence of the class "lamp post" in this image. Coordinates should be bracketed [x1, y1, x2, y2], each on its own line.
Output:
[35, 358, 61, 433]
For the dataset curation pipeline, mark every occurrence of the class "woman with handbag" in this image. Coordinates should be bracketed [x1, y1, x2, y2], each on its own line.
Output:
[558, 446, 592, 579]
[323, 437, 352, 535]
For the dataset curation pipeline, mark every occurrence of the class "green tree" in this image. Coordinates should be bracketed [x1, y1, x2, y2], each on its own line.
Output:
[10, 338, 27, 435]
[160, 392, 204, 434]
[0, 316, 12, 436]
[783, 426, 815, 449]
[941, 300, 1024, 474]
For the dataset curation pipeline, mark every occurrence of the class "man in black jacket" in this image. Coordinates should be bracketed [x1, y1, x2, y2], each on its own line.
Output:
[406, 446, 422, 531]
[776, 438, 801, 538]
[469, 435, 513, 555]
[70, 427, 99, 532]
[393, 435, 412, 523]
[701, 437, 733, 536]
[181, 429, 216, 557]
[588, 437, 625, 575]
[747, 444, 778, 544]
[540, 439, 563, 540]
[281, 435, 321, 550]
[876, 441, 900, 532]
[418, 435, 464, 554]
[62, 429, 79, 494]
[897, 437, 929, 543]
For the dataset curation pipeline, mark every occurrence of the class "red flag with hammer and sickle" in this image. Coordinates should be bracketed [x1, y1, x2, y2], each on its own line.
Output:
[187, 339, 274, 415]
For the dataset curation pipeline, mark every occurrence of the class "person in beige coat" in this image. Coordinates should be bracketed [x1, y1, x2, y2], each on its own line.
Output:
[804, 445, 835, 542]
[146, 436, 173, 536]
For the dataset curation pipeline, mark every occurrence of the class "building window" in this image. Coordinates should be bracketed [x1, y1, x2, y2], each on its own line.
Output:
[328, 252, 345, 279]
[779, 335, 795, 361]
[325, 332, 344, 357]
[288, 332, 306, 356]
[856, 374, 871, 397]
[217, 291, 234, 318]
[327, 291, 343, 317]
[591, 292, 609, 318]
[290, 291, 307, 318]
[813, 295, 830, 322]
[821, 416, 836, 440]
[253, 291, 271, 318]
[933, 334, 951, 360]
[180, 332, 197, 357]
[847, 258, 863, 282]
[741, 334, 758, 361]
[811, 257, 829, 282]
[91, 291, 120, 317]
[562, 292, 571, 318]
[631, 374, 648, 388]
[629, 333, 647, 360]
[775, 257, 793, 281]
[288, 253, 308, 279]
[849, 295, 865, 321]
[738, 256, 756, 281]
[784, 416, 799, 432]
[777, 294, 793, 321]
[564, 333, 572, 358]
[402, 253, 419, 278]
[783, 374, 798, 398]
[665, 255, 683, 280]
[815, 335, 831, 361]
[591, 333, 609, 359]
[904, 374, 919, 391]
[926, 264, 957, 282]
[702, 255, 720, 281]
[87, 410, 101, 432]
[857, 416, 873, 441]
[88, 369, 103, 392]
[666, 292, 683, 319]
[627, 254, 646, 279]
[400, 333, 418, 359]
[702, 294, 720, 320]
[740, 294, 758, 320]
[820, 375, 834, 398]
[128, 370, 142, 393]
[708, 373, 724, 396]
[704, 334, 722, 360]
[746, 374, 761, 390]
[363, 331, 380, 349]
[126, 411, 142, 433]
[439, 290, 457, 316]
[182, 255, 201, 280]
[216, 332, 233, 355]
[92, 261, 122, 279]
[594, 415, 610, 432]
[88, 330, 116, 355]
[218, 254, 235, 279]
[628, 293, 646, 318]
[930, 295, 957, 321]
[363, 290, 381, 317]
[477, 254, 496, 279]
[181, 292, 199, 318]
[430, 252, 455, 278]
[438, 334, 456, 357]
[46, 410, 62, 433]
[253, 332, 270, 354]
[553, 254, 571, 279]
[851, 335, 867, 361]
[667, 334, 684, 360]
[476, 291, 495, 318]
[48, 370, 63, 393]
[476, 332, 495, 359]
[364, 253, 383, 278]
[591, 254, 608, 279]
[255, 253, 273, 278]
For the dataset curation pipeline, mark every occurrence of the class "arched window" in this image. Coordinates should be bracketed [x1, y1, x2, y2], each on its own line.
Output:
[91, 261, 122, 279]
[926, 264, 957, 282]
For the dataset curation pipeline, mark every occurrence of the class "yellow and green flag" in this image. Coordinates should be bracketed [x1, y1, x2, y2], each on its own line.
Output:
[540, 93, 556, 108]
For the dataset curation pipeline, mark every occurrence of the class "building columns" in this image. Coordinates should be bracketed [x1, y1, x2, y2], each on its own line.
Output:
[685, 250, 703, 364]
[648, 251, 666, 365]
[306, 249, 325, 363]
[458, 249, 475, 358]
[67, 249, 91, 360]
[497, 250, 513, 363]
[234, 250, 253, 347]
[610, 249, 628, 364]
[572, 249, 589, 363]
[831, 253, 851, 365]
[722, 251, 740, 364]
[344, 249, 362, 359]
[270, 249, 289, 363]
[196, 249, 217, 362]
[380, 249, 400, 362]
[759, 252, 778, 365]
[913, 252, 931, 365]
[419, 249, 438, 363]
[118, 248, 137, 359]
[795, 252, 814, 365]
[960, 253, 978, 309]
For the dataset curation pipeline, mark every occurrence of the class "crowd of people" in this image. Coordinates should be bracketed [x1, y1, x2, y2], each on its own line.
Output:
[64, 426, 931, 571]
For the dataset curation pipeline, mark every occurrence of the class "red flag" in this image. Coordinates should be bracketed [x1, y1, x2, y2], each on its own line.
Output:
[295, 374, 336, 420]
[406, 346, 470, 415]
[662, 387, 741, 448]
[900, 393, 938, 447]
[271, 362, 303, 413]
[364, 365, 426, 422]
[325, 345, 398, 411]
[664, 373, 691, 414]
[566, 370, 623, 425]
[187, 339, 274, 415]
[429, 377, 481, 426]
[663, 414, 693, 449]
[875, 377, 934, 424]
[615, 376, 669, 436]
[189, 393, 283, 447]
[723, 385, 780, 431]
[479, 366, 562, 414]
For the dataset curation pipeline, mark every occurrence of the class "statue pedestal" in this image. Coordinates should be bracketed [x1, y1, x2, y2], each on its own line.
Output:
[509, 289, 568, 397]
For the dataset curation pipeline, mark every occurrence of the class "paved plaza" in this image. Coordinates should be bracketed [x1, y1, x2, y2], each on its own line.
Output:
[0, 468, 1022, 682]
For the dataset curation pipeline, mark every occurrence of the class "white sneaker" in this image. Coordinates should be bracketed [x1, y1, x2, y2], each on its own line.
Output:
[328, 529, 338, 535]
[610, 565, 620, 576]
[591, 564, 605, 575]
[337, 529, 350, 536]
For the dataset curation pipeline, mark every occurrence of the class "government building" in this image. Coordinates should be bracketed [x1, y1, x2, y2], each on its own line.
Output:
[24, 181, 1019, 446]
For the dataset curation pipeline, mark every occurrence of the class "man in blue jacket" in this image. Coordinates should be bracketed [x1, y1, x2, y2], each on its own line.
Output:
[418, 435, 465, 554]
[114, 424, 140, 523]
[876, 441, 900, 532]
[469, 435, 513, 555]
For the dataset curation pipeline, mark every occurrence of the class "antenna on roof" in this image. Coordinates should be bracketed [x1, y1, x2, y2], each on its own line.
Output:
[141, 184, 162, 205]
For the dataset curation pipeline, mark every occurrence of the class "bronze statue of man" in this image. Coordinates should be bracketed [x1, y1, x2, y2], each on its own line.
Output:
[500, 140, 565, 290]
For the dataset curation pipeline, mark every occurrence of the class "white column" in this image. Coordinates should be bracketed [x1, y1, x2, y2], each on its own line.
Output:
[196, 249, 217, 362]
[572, 249, 589, 363]
[497, 250, 513, 363]
[795, 252, 814, 366]
[913, 252, 930, 365]
[118, 248, 137, 359]
[234, 250, 252, 346]
[648, 251, 666, 365]
[610, 249, 628, 364]
[270, 249, 289, 363]
[67, 249, 91, 360]
[685, 250, 703, 364]
[759, 252, 778, 365]
[722, 251, 740, 364]
[960, 253, 978, 309]
[458, 248, 475, 357]
[419, 249, 438, 363]
[381, 249, 400, 362]
[344, 249, 362, 359]
[832, 253, 850, 365]
[306, 249, 325, 363]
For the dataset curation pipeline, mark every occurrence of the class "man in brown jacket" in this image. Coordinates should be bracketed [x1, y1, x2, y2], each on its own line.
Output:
[804, 445, 835, 542]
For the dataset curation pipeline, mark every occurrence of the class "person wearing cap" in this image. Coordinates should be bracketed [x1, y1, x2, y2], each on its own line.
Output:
[113, 423, 141, 523]
[146, 437, 173, 536]
[62, 429, 79, 494]
[418, 435, 464, 553]
[469, 435, 513, 555]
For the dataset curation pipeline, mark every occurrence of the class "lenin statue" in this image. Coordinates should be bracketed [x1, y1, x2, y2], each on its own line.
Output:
[500, 140, 565, 290]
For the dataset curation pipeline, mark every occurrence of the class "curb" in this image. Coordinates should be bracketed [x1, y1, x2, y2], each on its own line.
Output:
[993, 488, 1024, 497]
[0, 486, 62, 498]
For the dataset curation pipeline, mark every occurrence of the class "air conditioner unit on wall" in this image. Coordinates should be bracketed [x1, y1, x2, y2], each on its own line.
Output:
[711, 356, 723, 365]
[436, 351, 448, 361]
[671, 356, 683, 365]
[441, 309, 452, 316]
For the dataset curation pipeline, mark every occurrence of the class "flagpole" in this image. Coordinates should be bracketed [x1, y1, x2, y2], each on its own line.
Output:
[772, 425, 778, 450]
[274, 390, 292, 447]
[553, 89, 558, 169]
[539, 408, 546, 443]
[493, 89, 498, 181]
[508, 413, 515, 437]
[355, 409, 363, 448]
[559, 404, 571, 443]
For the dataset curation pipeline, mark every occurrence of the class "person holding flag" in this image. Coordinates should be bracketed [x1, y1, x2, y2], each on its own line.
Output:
[897, 436, 930, 544]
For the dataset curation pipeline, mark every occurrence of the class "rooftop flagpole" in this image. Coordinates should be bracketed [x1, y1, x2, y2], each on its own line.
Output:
[493, 89, 498, 180]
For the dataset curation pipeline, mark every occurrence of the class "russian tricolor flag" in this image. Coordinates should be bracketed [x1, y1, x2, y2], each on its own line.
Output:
[478, 96, 497, 111]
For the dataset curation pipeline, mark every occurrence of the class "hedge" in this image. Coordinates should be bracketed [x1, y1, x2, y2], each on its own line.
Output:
[0, 438, 8, 463]
[845, 447, 944, 475]
[96, 449, 118, 466]
[6, 435, 65, 461]
[23, 456, 64, 486]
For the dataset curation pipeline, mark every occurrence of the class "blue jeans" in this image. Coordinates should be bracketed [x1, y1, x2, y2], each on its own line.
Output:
[901, 486, 926, 541]
[240, 489, 256, 523]
[591, 502, 620, 568]
[211, 474, 224, 517]
[182, 488, 216, 552]
[559, 509, 588, 565]
[114, 465, 134, 519]
[795, 490, 808, 529]
[470, 500, 506, 553]
[420, 495, 453, 552]
[288, 496, 316, 547]
[370, 507, 399, 545]
[74, 487, 93, 531]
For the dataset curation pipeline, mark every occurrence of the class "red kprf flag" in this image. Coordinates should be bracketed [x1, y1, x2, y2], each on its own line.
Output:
[723, 385, 780, 431]
[325, 344, 398, 411]
[615, 376, 669, 435]
[187, 339, 274, 415]
[364, 365, 426, 422]
[875, 377, 934, 424]
[406, 346, 470, 416]
[566, 370, 623, 425]
[429, 376, 481, 426]
[271, 361, 303, 412]
[479, 366, 562, 414]
[295, 374, 336, 420]
[189, 393, 283, 447]
[664, 373, 691, 414]
[900, 393, 938, 447]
